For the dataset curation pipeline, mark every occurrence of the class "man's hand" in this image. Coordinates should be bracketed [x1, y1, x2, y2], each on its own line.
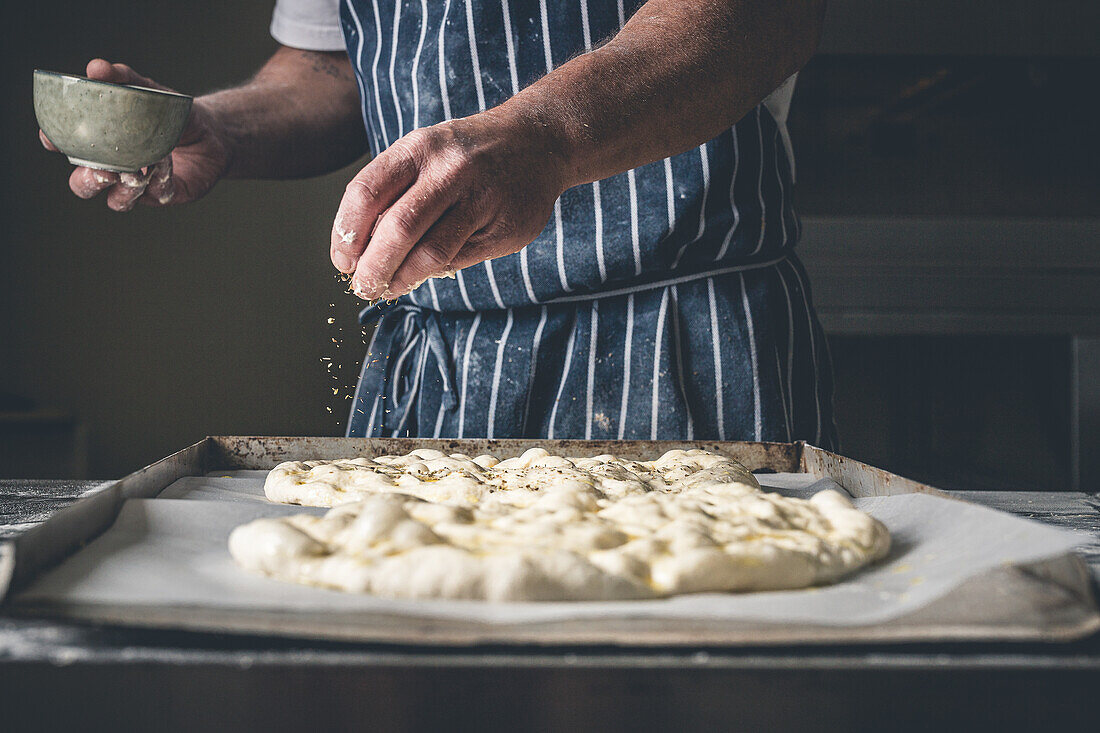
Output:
[40, 59, 231, 212]
[331, 111, 568, 300]
[331, 0, 824, 300]
[41, 49, 368, 211]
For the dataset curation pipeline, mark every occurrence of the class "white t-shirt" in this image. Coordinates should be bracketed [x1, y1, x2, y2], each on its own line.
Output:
[270, 0, 796, 175]
[270, 0, 345, 52]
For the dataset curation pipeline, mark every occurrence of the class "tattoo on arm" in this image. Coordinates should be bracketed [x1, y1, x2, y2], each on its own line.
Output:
[299, 50, 351, 81]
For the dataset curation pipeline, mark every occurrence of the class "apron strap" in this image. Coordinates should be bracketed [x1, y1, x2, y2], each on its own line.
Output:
[350, 301, 458, 437]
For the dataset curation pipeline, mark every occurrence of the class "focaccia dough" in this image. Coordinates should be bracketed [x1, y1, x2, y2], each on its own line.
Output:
[230, 449, 891, 602]
[262, 447, 760, 508]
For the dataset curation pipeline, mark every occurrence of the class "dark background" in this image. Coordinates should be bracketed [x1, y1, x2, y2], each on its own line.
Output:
[2, 1, 1098, 489]
[2, 2, 366, 479]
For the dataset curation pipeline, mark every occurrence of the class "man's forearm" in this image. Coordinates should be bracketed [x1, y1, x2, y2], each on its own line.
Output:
[205, 46, 368, 179]
[329, 0, 825, 296]
[501, 0, 825, 188]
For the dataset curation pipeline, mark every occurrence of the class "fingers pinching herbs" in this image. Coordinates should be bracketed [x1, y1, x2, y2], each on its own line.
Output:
[350, 179, 457, 299]
[385, 202, 485, 296]
[331, 140, 420, 276]
[333, 114, 567, 300]
[445, 237, 502, 274]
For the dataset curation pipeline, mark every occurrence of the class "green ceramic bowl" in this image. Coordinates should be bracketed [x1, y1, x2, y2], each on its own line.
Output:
[33, 69, 192, 173]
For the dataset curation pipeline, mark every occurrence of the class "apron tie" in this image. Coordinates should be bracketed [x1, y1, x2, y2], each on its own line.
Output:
[349, 300, 457, 437]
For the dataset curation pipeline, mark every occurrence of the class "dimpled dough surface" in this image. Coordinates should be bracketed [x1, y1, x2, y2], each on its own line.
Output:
[229, 449, 891, 602]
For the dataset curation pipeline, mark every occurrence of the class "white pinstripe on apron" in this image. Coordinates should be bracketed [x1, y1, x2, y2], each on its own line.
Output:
[341, 0, 837, 447]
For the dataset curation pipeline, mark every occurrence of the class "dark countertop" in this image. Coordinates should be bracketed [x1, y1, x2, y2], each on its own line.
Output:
[2, 479, 1099, 730]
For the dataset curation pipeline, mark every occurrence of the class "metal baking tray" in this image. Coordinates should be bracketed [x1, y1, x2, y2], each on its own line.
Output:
[2, 436, 1097, 646]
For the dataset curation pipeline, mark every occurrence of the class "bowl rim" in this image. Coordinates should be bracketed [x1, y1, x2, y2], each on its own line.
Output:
[33, 69, 192, 101]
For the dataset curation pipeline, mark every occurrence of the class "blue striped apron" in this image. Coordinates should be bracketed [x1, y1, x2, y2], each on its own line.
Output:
[340, 0, 837, 448]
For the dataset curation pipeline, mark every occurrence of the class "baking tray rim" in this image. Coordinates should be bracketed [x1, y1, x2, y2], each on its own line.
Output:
[2, 435, 1097, 647]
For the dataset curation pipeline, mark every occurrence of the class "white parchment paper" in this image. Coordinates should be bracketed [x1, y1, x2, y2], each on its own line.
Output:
[15, 473, 1084, 626]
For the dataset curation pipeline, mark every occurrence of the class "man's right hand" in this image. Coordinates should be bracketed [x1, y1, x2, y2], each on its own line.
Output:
[40, 59, 232, 212]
